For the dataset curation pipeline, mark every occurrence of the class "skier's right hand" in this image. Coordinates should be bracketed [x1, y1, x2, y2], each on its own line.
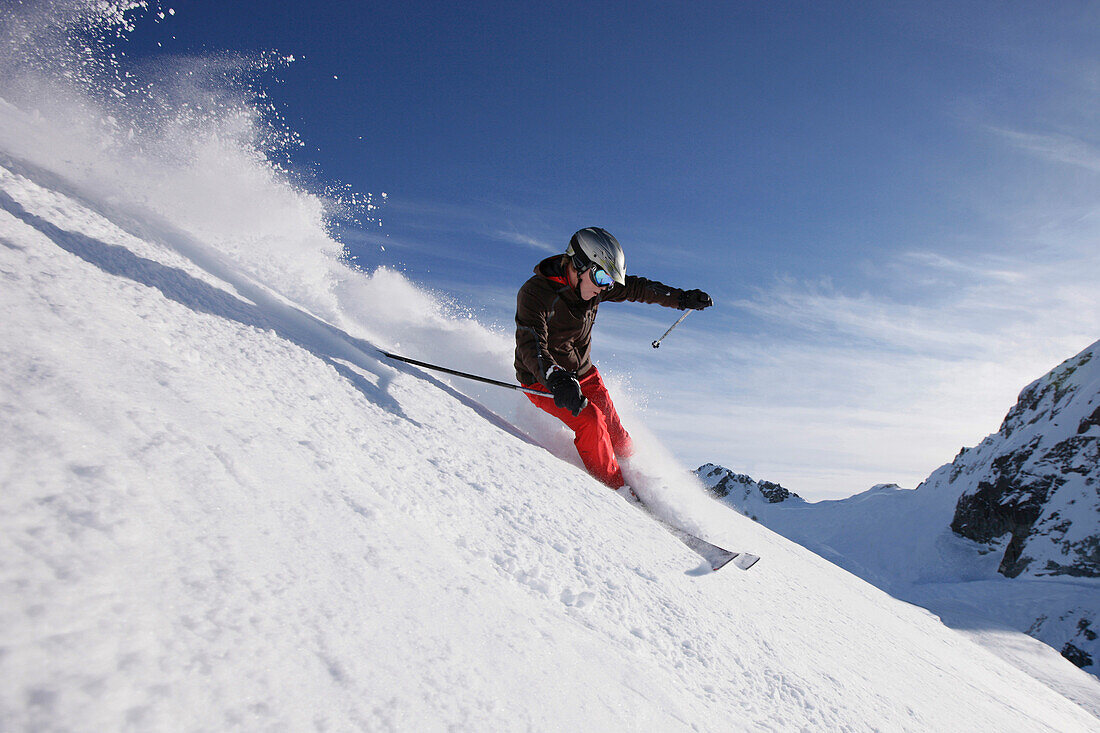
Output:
[547, 367, 586, 417]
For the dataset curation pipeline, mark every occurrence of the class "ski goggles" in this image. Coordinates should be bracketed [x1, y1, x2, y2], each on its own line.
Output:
[588, 265, 614, 289]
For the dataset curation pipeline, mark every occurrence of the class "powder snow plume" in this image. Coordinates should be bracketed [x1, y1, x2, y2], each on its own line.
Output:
[0, 0, 719, 512]
[1, 2, 480, 401]
[0, 0, 349, 312]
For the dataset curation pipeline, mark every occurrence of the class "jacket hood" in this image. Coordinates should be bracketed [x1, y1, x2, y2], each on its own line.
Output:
[534, 255, 568, 285]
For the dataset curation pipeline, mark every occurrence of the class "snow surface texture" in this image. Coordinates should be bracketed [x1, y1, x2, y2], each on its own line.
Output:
[698, 345, 1100, 713]
[5, 120, 1100, 733]
[2, 2, 1099, 730]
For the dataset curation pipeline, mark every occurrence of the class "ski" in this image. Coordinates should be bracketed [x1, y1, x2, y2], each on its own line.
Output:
[659, 520, 760, 571]
[622, 491, 760, 572]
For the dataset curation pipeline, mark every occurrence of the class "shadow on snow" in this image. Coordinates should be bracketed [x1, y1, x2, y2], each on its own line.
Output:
[0, 155, 537, 448]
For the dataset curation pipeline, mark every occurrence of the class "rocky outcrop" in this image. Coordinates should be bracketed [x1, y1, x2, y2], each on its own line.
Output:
[949, 347, 1099, 579]
[696, 463, 802, 507]
[942, 343, 1099, 670]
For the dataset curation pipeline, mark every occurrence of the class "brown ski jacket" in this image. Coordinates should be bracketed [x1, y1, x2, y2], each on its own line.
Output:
[514, 255, 685, 387]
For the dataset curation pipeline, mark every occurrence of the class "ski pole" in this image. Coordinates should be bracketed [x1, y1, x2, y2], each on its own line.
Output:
[652, 310, 692, 348]
[380, 350, 548, 397]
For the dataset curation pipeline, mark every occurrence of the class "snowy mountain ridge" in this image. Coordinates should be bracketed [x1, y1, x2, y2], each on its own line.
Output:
[695, 465, 806, 521]
[950, 344, 1100, 579]
[697, 342, 1100, 687]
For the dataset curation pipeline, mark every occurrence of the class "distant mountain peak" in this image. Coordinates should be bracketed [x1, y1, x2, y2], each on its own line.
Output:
[949, 340, 1100, 579]
[696, 463, 803, 508]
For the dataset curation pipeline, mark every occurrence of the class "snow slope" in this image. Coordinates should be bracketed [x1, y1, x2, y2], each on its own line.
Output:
[2, 3, 1099, 729]
[697, 343, 1100, 712]
[4, 117, 1100, 733]
[700, 461, 1100, 713]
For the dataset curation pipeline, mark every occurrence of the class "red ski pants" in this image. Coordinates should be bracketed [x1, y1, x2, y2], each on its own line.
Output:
[525, 367, 633, 489]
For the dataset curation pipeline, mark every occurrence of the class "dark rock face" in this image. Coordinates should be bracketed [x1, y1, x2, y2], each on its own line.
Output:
[950, 439, 1059, 577]
[1032, 613, 1098, 671]
[1061, 643, 1093, 669]
[1078, 405, 1100, 435]
[758, 480, 796, 504]
[1064, 616, 1099, 670]
[949, 348, 1099, 579]
[698, 465, 755, 500]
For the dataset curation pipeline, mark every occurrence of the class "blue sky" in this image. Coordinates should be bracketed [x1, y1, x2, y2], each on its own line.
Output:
[125, 1, 1100, 499]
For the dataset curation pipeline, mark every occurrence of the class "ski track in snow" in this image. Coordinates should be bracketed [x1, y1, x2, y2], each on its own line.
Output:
[3, 149, 1100, 732]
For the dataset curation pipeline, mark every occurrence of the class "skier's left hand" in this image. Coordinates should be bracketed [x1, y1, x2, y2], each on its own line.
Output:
[679, 289, 713, 310]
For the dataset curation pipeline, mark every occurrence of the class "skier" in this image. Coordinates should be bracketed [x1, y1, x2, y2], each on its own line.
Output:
[514, 227, 712, 491]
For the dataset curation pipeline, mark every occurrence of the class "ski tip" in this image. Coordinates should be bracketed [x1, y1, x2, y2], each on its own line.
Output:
[733, 553, 761, 571]
[708, 552, 738, 572]
[708, 552, 761, 572]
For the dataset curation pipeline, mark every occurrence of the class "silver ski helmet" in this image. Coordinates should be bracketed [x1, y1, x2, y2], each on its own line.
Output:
[566, 227, 626, 286]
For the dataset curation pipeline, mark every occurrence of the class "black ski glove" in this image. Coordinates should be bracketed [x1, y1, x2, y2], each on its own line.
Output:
[679, 289, 713, 310]
[546, 367, 586, 417]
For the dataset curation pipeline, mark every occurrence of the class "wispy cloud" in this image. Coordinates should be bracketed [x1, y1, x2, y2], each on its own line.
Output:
[604, 237, 1100, 500]
[989, 127, 1100, 173]
[901, 251, 1025, 284]
[490, 228, 557, 253]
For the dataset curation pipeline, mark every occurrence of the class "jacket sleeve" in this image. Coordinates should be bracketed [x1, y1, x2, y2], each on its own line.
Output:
[600, 274, 684, 309]
[515, 282, 555, 386]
